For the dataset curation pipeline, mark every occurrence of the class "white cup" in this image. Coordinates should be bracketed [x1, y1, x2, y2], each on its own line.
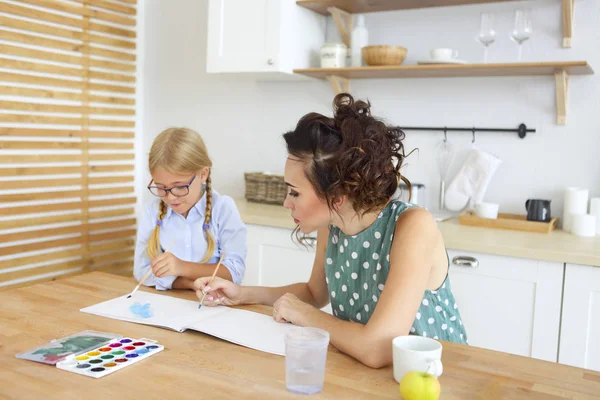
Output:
[475, 202, 499, 219]
[431, 48, 458, 61]
[392, 336, 443, 383]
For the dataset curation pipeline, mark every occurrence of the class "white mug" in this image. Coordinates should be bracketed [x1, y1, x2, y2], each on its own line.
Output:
[392, 336, 443, 383]
[475, 202, 499, 219]
[431, 48, 458, 61]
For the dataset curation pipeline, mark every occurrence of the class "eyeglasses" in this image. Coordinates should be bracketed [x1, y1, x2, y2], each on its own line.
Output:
[147, 175, 196, 197]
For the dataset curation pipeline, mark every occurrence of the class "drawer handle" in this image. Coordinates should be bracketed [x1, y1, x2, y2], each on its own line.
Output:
[452, 256, 479, 268]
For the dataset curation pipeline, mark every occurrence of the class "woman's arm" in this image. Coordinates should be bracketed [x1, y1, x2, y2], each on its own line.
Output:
[279, 208, 440, 368]
[243, 227, 331, 307]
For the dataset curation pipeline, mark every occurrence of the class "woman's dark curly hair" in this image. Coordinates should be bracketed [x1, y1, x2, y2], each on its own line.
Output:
[283, 93, 411, 216]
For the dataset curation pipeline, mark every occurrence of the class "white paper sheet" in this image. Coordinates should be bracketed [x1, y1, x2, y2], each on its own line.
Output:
[80, 291, 292, 355]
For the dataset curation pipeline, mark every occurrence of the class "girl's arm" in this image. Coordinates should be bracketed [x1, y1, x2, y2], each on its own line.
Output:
[172, 277, 196, 290]
[177, 261, 233, 281]
[134, 203, 178, 290]
[284, 208, 440, 368]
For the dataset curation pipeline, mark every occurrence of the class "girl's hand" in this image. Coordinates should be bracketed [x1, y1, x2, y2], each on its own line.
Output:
[272, 293, 316, 325]
[194, 276, 245, 306]
[151, 252, 185, 278]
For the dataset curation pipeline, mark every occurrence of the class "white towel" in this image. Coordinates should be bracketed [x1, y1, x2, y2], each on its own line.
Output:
[444, 147, 502, 211]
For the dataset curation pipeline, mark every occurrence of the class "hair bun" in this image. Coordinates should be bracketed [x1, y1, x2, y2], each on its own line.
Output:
[332, 93, 372, 130]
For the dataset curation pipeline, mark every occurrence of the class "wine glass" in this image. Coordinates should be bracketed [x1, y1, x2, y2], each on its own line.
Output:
[476, 13, 496, 64]
[511, 9, 533, 61]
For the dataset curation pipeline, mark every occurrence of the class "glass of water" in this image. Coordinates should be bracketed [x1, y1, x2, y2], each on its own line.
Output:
[285, 327, 330, 395]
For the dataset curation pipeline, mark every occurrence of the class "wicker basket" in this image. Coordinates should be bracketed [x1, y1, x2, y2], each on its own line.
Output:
[244, 172, 287, 205]
[361, 45, 407, 66]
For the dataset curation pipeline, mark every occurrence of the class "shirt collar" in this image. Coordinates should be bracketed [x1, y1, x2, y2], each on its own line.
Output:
[165, 190, 207, 219]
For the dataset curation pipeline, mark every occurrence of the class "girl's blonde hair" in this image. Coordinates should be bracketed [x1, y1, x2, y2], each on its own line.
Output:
[147, 127, 215, 263]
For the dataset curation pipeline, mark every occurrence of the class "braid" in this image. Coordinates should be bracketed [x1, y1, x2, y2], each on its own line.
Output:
[199, 172, 216, 263]
[147, 200, 167, 259]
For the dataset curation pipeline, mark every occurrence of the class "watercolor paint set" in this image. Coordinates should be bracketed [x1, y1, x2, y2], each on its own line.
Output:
[16, 330, 164, 378]
[56, 337, 164, 378]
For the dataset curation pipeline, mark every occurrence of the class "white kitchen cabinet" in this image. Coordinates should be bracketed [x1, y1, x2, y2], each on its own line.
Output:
[245, 224, 331, 313]
[559, 264, 600, 372]
[447, 249, 563, 362]
[206, 0, 325, 74]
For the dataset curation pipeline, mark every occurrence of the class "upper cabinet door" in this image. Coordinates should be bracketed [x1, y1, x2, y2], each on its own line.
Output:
[206, 0, 279, 73]
[559, 264, 600, 372]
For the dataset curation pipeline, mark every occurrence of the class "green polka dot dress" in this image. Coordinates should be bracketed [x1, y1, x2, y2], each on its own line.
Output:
[324, 200, 468, 344]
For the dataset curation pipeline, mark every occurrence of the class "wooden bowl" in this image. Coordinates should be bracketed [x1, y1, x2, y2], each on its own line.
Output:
[361, 45, 407, 66]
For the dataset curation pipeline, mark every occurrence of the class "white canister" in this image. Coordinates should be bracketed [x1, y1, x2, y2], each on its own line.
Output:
[590, 198, 600, 235]
[320, 42, 347, 68]
[563, 187, 589, 232]
[571, 214, 597, 237]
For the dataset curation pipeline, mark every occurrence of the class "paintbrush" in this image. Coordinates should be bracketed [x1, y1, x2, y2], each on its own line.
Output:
[198, 252, 226, 309]
[127, 239, 176, 299]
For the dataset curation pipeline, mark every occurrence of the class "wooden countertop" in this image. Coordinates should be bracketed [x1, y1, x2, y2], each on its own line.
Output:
[234, 198, 600, 267]
[1, 272, 600, 399]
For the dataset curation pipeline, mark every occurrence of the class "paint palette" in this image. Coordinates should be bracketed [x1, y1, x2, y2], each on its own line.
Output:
[56, 337, 164, 378]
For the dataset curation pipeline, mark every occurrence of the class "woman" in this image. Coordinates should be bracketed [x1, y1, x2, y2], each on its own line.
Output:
[195, 94, 467, 368]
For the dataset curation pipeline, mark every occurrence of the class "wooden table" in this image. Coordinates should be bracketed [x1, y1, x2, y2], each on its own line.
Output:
[1, 272, 599, 399]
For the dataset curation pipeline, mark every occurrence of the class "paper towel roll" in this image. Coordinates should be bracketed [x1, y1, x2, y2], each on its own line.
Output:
[571, 214, 597, 237]
[590, 198, 600, 235]
[563, 187, 589, 232]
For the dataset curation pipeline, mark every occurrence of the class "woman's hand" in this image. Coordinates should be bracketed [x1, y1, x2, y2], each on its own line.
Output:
[151, 252, 185, 278]
[272, 293, 317, 325]
[194, 276, 245, 306]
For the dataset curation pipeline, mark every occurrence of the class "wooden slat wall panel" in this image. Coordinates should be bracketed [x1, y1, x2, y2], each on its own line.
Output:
[0, 187, 134, 202]
[0, 100, 135, 115]
[0, 128, 135, 139]
[0, 208, 135, 230]
[0, 85, 136, 105]
[0, 229, 136, 257]
[1, 43, 136, 72]
[0, 218, 136, 242]
[70, 0, 136, 15]
[0, 29, 136, 62]
[0, 2, 136, 38]
[0, 0, 138, 288]
[0, 141, 134, 150]
[17, 0, 137, 27]
[0, 72, 135, 94]
[1, 176, 133, 190]
[0, 15, 136, 50]
[0, 58, 136, 83]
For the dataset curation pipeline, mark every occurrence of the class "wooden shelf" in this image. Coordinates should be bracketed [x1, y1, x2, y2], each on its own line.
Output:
[294, 61, 593, 79]
[293, 61, 594, 125]
[298, 0, 575, 48]
[296, 0, 525, 15]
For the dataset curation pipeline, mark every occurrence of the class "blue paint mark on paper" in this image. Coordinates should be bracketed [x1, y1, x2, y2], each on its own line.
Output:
[129, 302, 153, 319]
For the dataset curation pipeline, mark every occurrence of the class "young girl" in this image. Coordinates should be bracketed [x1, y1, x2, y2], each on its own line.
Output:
[193, 94, 467, 368]
[133, 127, 247, 290]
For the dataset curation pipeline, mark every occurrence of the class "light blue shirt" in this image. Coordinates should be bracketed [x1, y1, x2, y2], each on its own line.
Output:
[134, 190, 247, 289]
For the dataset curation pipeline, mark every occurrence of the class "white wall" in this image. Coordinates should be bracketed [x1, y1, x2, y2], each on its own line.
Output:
[141, 0, 600, 217]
